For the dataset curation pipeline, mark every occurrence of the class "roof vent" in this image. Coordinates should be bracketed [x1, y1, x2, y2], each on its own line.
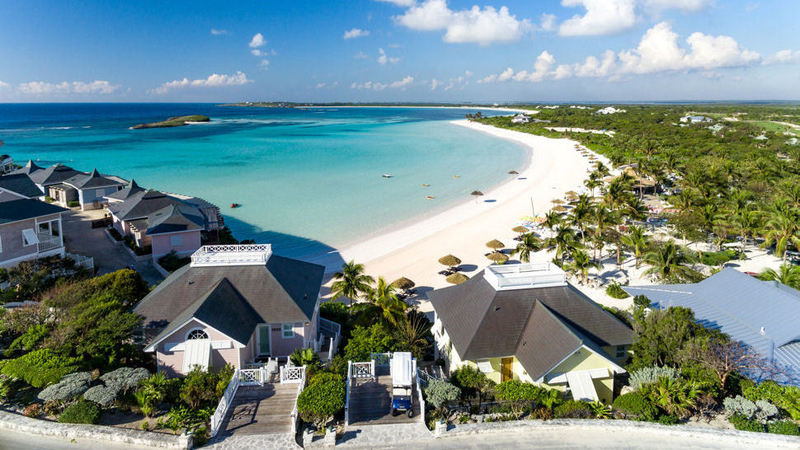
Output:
[190, 244, 272, 267]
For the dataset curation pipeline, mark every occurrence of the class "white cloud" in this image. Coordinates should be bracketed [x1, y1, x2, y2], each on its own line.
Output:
[210, 29, 228, 35]
[251, 49, 263, 57]
[352, 75, 415, 90]
[343, 28, 370, 39]
[464, 70, 473, 78]
[395, 0, 531, 45]
[17, 80, 119, 95]
[152, 71, 251, 95]
[480, 23, 762, 83]
[259, 59, 270, 68]
[431, 79, 440, 90]
[559, 0, 636, 36]
[354, 51, 368, 59]
[539, 13, 557, 32]
[764, 49, 800, 65]
[375, 0, 417, 7]
[377, 48, 400, 64]
[316, 82, 327, 88]
[0, 81, 8, 88]
[642, 0, 710, 12]
[249, 33, 266, 48]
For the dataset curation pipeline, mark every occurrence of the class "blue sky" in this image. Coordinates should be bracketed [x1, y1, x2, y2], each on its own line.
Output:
[0, 0, 798, 102]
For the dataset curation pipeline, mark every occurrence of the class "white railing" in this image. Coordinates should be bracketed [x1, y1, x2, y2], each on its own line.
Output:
[320, 317, 341, 336]
[66, 252, 94, 271]
[239, 368, 266, 386]
[210, 368, 241, 437]
[190, 244, 272, 267]
[414, 360, 425, 426]
[290, 366, 307, 435]
[327, 336, 337, 361]
[484, 262, 567, 290]
[350, 361, 375, 381]
[345, 361, 352, 426]
[37, 234, 62, 253]
[280, 365, 306, 384]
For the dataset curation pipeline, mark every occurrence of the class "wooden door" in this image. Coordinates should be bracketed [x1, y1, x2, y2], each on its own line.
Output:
[501, 357, 514, 382]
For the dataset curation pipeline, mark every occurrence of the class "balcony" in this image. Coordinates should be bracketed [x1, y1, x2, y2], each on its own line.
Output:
[36, 233, 62, 253]
[190, 244, 272, 267]
[484, 262, 567, 291]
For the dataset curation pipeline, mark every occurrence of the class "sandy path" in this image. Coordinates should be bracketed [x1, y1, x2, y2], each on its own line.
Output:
[310, 120, 607, 311]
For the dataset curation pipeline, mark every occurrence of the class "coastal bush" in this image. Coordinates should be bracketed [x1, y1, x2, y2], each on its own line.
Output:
[135, 372, 179, 417]
[67, 201, 80, 208]
[297, 374, 345, 429]
[632, 295, 651, 309]
[162, 405, 213, 435]
[724, 395, 779, 422]
[6, 323, 50, 355]
[605, 282, 629, 299]
[767, 420, 800, 436]
[290, 348, 321, 370]
[100, 367, 150, 395]
[58, 399, 101, 424]
[743, 381, 800, 420]
[553, 400, 592, 419]
[84, 385, 118, 408]
[728, 413, 764, 432]
[425, 379, 460, 416]
[343, 323, 396, 362]
[612, 392, 658, 421]
[699, 250, 738, 266]
[494, 380, 544, 419]
[157, 251, 190, 272]
[628, 366, 681, 390]
[0, 374, 14, 402]
[450, 365, 494, 407]
[23, 403, 42, 418]
[38, 371, 92, 403]
[1, 349, 81, 388]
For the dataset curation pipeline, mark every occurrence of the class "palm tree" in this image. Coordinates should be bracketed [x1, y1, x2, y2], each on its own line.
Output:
[762, 201, 800, 263]
[730, 207, 761, 255]
[621, 225, 650, 268]
[545, 225, 582, 265]
[330, 260, 375, 306]
[570, 194, 594, 244]
[394, 311, 431, 360]
[563, 249, 601, 284]
[368, 277, 406, 327]
[512, 233, 543, 263]
[759, 265, 800, 289]
[589, 204, 617, 261]
[642, 240, 702, 283]
[542, 210, 563, 231]
[584, 176, 602, 198]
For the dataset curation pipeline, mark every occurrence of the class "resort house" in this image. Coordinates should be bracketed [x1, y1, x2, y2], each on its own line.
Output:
[0, 197, 67, 268]
[624, 268, 800, 385]
[0, 173, 44, 201]
[134, 244, 329, 376]
[10, 161, 127, 209]
[106, 187, 222, 258]
[511, 113, 530, 124]
[429, 263, 633, 404]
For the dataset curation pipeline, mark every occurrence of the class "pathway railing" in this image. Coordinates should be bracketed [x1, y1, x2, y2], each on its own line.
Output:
[239, 368, 267, 386]
[345, 361, 353, 426]
[280, 365, 306, 384]
[290, 365, 307, 435]
[210, 368, 241, 437]
[350, 361, 375, 381]
[414, 359, 425, 426]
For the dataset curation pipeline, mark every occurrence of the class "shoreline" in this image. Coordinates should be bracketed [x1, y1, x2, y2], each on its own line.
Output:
[301, 105, 538, 114]
[310, 120, 603, 310]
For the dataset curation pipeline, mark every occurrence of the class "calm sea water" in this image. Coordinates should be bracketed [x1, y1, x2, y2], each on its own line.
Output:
[0, 104, 527, 259]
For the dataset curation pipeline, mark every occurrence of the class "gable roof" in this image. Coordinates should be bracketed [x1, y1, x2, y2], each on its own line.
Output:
[145, 278, 261, 349]
[145, 204, 204, 235]
[624, 268, 800, 375]
[108, 189, 184, 220]
[0, 174, 42, 198]
[105, 179, 144, 201]
[429, 271, 633, 379]
[27, 164, 83, 186]
[0, 199, 67, 224]
[63, 169, 126, 189]
[134, 254, 325, 346]
[10, 160, 43, 176]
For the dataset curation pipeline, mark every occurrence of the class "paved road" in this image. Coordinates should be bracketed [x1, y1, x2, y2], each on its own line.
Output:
[0, 431, 155, 450]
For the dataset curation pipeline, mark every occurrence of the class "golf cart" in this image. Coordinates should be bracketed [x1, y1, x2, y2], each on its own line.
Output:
[390, 352, 414, 418]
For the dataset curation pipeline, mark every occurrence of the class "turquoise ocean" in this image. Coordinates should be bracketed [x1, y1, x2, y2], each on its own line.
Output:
[0, 104, 527, 259]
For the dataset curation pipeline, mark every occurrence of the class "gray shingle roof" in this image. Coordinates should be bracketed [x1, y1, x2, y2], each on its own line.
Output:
[0, 199, 67, 224]
[145, 204, 204, 235]
[27, 164, 83, 186]
[10, 160, 43, 176]
[134, 255, 325, 347]
[105, 179, 144, 201]
[63, 169, 126, 189]
[108, 190, 184, 220]
[0, 174, 43, 198]
[624, 268, 800, 382]
[429, 272, 633, 380]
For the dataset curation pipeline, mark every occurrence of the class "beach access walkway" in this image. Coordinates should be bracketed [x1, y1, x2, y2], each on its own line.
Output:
[214, 383, 298, 438]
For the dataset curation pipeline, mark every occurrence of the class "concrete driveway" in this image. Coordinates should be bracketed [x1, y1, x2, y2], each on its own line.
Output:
[61, 209, 163, 286]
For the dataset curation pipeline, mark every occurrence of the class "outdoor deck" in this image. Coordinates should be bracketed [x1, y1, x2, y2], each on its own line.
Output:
[216, 384, 298, 436]
[348, 375, 421, 425]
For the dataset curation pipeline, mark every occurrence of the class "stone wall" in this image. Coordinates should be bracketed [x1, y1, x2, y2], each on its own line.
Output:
[0, 410, 192, 449]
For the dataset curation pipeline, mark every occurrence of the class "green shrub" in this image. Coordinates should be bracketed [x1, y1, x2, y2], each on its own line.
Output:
[767, 420, 800, 436]
[136, 372, 181, 417]
[743, 381, 800, 420]
[6, 324, 50, 355]
[308, 372, 342, 386]
[157, 251, 190, 272]
[290, 348, 321, 369]
[613, 392, 658, 421]
[605, 282, 630, 299]
[629, 366, 680, 390]
[425, 379, 460, 415]
[1, 349, 81, 388]
[180, 367, 224, 409]
[38, 372, 92, 403]
[553, 400, 592, 419]
[297, 375, 345, 429]
[656, 414, 679, 425]
[728, 414, 764, 432]
[700, 250, 737, 266]
[494, 380, 543, 419]
[67, 201, 80, 208]
[633, 295, 651, 309]
[58, 400, 101, 424]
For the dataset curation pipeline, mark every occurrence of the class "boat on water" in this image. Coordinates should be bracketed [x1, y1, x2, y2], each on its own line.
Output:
[382, 173, 393, 178]
[426, 196, 435, 200]
[230, 203, 241, 208]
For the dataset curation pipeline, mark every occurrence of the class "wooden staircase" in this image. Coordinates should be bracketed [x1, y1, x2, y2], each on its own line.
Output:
[217, 384, 298, 436]
[348, 375, 421, 425]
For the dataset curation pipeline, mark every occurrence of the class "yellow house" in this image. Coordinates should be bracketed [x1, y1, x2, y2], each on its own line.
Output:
[429, 263, 632, 404]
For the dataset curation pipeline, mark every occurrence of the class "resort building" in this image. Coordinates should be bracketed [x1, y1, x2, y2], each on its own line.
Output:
[134, 244, 330, 376]
[624, 268, 800, 385]
[0, 173, 44, 201]
[511, 113, 530, 124]
[52, 169, 127, 210]
[106, 188, 222, 258]
[596, 106, 626, 115]
[429, 263, 632, 404]
[680, 115, 713, 124]
[0, 197, 67, 268]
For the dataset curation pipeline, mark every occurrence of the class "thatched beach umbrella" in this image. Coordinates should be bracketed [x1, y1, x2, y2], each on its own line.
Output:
[471, 190, 484, 203]
[508, 170, 519, 175]
[551, 198, 565, 205]
[512, 225, 528, 234]
[487, 252, 509, 264]
[438, 254, 462, 269]
[552, 205, 568, 213]
[391, 277, 416, 291]
[446, 273, 469, 285]
[486, 239, 505, 250]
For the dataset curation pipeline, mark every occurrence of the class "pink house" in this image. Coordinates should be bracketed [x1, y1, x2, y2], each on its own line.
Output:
[134, 245, 327, 377]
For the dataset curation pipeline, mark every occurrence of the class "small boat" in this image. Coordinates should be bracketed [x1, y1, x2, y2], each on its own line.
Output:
[452, 175, 460, 178]
[230, 203, 241, 208]
[422, 184, 430, 187]
[382, 173, 393, 178]
[426, 196, 435, 200]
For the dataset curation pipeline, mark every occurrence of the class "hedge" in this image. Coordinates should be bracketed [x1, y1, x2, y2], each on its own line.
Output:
[612, 392, 657, 421]
[58, 400, 101, 424]
[1, 349, 81, 388]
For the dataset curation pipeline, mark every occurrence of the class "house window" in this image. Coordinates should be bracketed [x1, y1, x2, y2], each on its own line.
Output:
[282, 323, 294, 338]
[170, 235, 183, 246]
[187, 329, 209, 340]
[615, 345, 626, 358]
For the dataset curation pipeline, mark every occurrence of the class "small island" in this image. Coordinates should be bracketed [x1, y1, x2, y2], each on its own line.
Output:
[131, 115, 210, 129]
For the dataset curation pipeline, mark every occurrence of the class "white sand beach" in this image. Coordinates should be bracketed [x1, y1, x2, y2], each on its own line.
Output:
[313, 120, 606, 311]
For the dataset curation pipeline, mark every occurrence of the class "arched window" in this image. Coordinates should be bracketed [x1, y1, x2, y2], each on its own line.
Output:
[186, 329, 209, 340]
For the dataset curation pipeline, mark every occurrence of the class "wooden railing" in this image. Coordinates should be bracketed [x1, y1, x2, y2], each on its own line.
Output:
[210, 368, 240, 437]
